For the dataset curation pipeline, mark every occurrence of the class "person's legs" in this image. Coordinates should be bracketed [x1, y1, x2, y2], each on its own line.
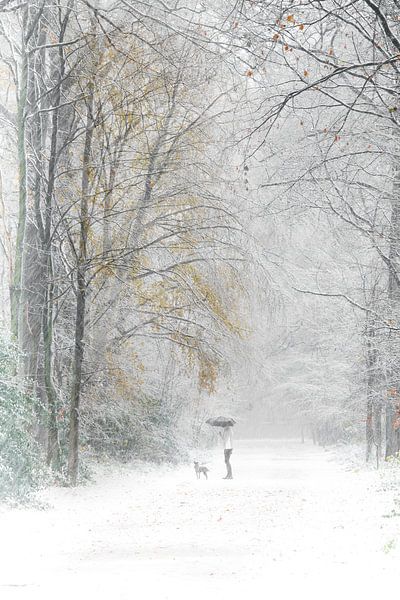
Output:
[227, 449, 233, 478]
[224, 449, 233, 479]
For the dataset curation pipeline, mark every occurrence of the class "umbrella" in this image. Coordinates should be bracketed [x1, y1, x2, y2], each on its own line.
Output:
[206, 416, 236, 427]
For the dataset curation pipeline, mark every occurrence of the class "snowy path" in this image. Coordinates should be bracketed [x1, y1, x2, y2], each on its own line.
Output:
[2, 439, 400, 600]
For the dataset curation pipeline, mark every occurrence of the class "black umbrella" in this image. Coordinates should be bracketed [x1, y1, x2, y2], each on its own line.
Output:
[206, 416, 236, 427]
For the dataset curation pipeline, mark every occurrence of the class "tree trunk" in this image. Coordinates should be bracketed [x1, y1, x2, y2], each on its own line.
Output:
[68, 270, 86, 485]
[374, 402, 382, 468]
[365, 319, 378, 462]
[366, 403, 373, 462]
[385, 157, 400, 458]
[11, 21, 28, 341]
[42, 7, 72, 469]
[67, 76, 94, 485]
[17, 5, 48, 393]
[43, 272, 60, 470]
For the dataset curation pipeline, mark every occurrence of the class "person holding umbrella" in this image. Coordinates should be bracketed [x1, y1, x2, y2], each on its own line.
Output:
[206, 416, 236, 480]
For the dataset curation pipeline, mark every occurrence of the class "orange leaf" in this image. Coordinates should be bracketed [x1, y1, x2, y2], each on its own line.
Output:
[303, 69, 309, 77]
[287, 14, 295, 23]
[245, 69, 254, 77]
[272, 33, 280, 42]
[299, 24, 305, 31]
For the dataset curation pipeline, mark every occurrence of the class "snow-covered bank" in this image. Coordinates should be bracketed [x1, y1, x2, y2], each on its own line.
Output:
[1, 439, 400, 600]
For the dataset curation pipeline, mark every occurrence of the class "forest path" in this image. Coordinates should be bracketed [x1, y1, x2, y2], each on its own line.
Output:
[1, 439, 400, 600]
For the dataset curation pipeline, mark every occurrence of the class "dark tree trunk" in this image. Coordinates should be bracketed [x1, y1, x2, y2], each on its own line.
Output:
[67, 72, 94, 485]
[365, 319, 379, 463]
[68, 270, 86, 485]
[42, 6, 72, 470]
[385, 168, 400, 458]
[374, 403, 382, 468]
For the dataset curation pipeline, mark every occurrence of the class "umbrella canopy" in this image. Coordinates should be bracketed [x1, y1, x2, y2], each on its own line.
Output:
[206, 416, 236, 428]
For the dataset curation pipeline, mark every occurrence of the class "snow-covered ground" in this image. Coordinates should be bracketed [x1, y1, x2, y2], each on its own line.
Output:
[1, 439, 400, 600]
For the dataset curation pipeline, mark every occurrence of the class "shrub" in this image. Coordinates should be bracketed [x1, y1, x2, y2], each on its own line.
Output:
[81, 392, 188, 464]
[0, 337, 48, 502]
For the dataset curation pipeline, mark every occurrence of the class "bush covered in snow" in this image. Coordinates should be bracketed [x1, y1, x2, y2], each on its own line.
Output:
[0, 337, 48, 502]
[81, 393, 189, 464]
